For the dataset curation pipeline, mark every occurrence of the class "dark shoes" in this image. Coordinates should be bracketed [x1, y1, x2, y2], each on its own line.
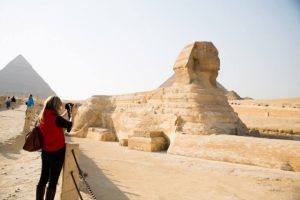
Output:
[36, 186, 56, 200]
[36, 186, 45, 200]
[45, 188, 56, 200]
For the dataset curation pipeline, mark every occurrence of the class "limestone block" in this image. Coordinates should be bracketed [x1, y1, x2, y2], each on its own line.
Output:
[119, 139, 128, 146]
[61, 189, 79, 200]
[168, 133, 300, 171]
[133, 130, 164, 138]
[87, 127, 117, 141]
[128, 131, 168, 152]
[23, 107, 36, 133]
[128, 137, 167, 152]
[61, 143, 80, 200]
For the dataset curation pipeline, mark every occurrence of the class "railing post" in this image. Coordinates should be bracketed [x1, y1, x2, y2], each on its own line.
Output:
[60, 142, 80, 200]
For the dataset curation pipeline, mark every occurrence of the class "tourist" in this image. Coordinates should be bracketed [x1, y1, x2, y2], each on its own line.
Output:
[26, 94, 34, 108]
[36, 96, 73, 200]
[5, 97, 11, 109]
[23, 94, 35, 133]
[11, 96, 16, 109]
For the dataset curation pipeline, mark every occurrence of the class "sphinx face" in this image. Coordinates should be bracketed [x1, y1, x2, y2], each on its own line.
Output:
[187, 43, 220, 87]
[193, 43, 220, 73]
[173, 41, 221, 86]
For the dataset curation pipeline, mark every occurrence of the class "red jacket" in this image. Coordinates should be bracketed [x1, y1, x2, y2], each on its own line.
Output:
[40, 109, 65, 151]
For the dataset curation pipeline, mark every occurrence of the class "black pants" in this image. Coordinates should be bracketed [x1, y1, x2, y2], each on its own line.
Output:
[38, 147, 65, 189]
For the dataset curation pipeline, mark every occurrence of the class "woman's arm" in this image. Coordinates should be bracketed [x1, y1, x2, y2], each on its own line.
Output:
[56, 116, 72, 132]
[60, 110, 68, 118]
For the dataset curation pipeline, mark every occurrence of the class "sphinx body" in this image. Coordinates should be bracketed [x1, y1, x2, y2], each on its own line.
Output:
[70, 42, 300, 171]
[71, 41, 247, 143]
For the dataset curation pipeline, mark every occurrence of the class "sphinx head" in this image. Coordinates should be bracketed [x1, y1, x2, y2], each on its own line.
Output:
[173, 41, 220, 87]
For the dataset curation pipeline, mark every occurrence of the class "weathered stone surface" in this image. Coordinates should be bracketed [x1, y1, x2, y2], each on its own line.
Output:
[168, 133, 300, 171]
[60, 143, 80, 200]
[87, 127, 117, 141]
[119, 139, 128, 146]
[23, 107, 35, 133]
[128, 137, 167, 152]
[69, 41, 300, 171]
[128, 131, 168, 152]
[23, 98, 44, 133]
[132, 130, 164, 138]
[71, 42, 247, 144]
[229, 99, 300, 137]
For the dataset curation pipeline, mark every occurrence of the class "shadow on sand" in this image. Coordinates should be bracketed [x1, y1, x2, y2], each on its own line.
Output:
[0, 132, 26, 160]
[67, 137, 135, 200]
[1, 134, 135, 199]
[0, 105, 27, 159]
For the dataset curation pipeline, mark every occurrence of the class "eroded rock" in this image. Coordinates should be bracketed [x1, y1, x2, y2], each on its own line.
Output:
[68, 41, 300, 171]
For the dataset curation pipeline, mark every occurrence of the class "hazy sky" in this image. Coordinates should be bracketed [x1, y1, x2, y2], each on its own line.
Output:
[0, 0, 299, 100]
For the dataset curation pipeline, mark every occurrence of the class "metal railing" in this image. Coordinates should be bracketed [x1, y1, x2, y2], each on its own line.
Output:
[70, 149, 97, 200]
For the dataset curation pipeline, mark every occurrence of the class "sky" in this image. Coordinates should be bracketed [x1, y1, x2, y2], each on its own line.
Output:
[0, 0, 299, 100]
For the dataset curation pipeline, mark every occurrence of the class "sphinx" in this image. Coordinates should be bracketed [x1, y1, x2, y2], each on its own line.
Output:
[70, 42, 300, 171]
[71, 41, 247, 143]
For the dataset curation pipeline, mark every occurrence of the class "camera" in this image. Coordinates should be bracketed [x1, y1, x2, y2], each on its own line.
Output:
[65, 103, 74, 119]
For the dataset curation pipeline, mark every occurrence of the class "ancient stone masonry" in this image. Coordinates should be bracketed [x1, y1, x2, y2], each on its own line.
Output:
[71, 41, 300, 171]
[72, 42, 247, 140]
[23, 99, 44, 133]
[23, 107, 36, 133]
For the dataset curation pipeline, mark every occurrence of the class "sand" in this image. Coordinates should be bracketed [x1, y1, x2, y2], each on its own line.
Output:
[1, 103, 300, 200]
[230, 97, 300, 139]
[0, 106, 25, 144]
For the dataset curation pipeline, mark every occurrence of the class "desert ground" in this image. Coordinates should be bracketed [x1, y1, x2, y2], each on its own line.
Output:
[0, 98, 300, 200]
[230, 97, 300, 139]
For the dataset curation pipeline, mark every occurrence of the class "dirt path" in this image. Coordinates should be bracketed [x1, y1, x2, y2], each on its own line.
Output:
[0, 106, 26, 144]
[71, 137, 300, 200]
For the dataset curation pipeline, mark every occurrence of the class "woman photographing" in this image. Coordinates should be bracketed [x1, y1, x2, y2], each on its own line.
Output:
[36, 96, 74, 200]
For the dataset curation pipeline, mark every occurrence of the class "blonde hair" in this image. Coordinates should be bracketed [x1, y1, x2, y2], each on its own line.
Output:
[38, 96, 63, 122]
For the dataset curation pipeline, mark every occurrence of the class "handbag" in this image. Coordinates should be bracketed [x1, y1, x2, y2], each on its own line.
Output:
[23, 124, 43, 152]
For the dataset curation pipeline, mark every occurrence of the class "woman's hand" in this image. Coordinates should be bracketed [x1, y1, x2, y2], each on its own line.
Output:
[61, 110, 68, 117]
[71, 104, 78, 114]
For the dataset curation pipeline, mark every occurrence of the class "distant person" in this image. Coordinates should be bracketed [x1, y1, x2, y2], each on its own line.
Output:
[5, 97, 11, 109]
[26, 94, 34, 108]
[11, 96, 16, 109]
[24, 94, 35, 133]
[36, 96, 73, 200]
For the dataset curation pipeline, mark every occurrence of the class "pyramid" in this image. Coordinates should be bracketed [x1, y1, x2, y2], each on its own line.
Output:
[226, 90, 242, 100]
[0, 55, 56, 98]
[159, 73, 228, 91]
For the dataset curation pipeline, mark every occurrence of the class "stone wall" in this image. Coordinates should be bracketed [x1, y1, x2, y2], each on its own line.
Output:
[168, 133, 300, 171]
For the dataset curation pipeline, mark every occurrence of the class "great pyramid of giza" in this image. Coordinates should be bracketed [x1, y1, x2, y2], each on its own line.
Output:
[159, 73, 228, 91]
[0, 55, 56, 97]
